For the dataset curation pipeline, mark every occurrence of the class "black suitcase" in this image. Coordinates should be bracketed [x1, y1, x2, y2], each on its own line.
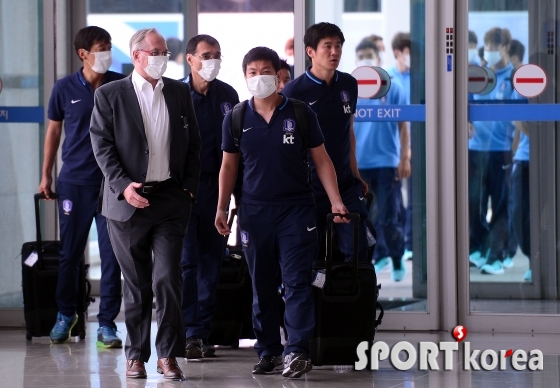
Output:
[207, 208, 254, 348]
[310, 212, 384, 366]
[21, 193, 90, 341]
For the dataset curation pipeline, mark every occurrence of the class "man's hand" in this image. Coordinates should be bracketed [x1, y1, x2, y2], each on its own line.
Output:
[359, 178, 368, 196]
[38, 175, 53, 199]
[397, 159, 411, 179]
[215, 209, 230, 235]
[331, 202, 350, 223]
[123, 182, 149, 208]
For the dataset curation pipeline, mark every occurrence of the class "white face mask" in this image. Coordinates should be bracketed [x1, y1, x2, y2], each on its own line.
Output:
[404, 54, 411, 69]
[246, 75, 277, 99]
[356, 59, 377, 67]
[377, 51, 386, 66]
[87, 51, 112, 74]
[195, 58, 221, 82]
[468, 48, 478, 64]
[484, 50, 501, 67]
[143, 55, 168, 80]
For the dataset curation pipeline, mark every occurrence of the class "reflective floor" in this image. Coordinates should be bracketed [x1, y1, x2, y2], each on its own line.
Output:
[3, 304, 560, 388]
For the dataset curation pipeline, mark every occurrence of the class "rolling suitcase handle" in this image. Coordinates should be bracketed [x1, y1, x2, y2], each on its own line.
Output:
[325, 212, 360, 295]
[33, 192, 58, 263]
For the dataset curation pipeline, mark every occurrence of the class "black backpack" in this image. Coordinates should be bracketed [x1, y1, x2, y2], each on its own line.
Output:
[230, 98, 312, 182]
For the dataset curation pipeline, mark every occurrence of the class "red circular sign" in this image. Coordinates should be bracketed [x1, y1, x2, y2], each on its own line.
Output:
[352, 66, 382, 99]
[513, 64, 547, 98]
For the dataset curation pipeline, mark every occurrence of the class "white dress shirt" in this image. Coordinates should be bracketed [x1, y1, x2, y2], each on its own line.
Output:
[131, 70, 170, 182]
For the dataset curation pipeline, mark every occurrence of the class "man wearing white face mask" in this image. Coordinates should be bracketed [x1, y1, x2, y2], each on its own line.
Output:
[216, 46, 348, 378]
[39, 26, 125, 347]
[90, 27, 201, 379]
[468, 27, 516, 276]
[180, 34, 239, 359]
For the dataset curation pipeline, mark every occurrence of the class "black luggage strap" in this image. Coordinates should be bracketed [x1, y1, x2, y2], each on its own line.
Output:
[325, 213, 360, 295]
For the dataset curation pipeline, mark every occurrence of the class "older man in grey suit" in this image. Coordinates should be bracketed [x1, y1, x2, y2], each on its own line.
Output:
[90, 28, 201, 380]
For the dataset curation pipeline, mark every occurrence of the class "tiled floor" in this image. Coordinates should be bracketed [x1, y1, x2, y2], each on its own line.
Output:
[3, 316, 560, 387]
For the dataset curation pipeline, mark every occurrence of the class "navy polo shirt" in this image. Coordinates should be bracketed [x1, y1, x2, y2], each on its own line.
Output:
[183, 76, 239, 174]
[282, 67, 358, 190]
[48, 69, 126, 185]
[222, 95, 324, 206]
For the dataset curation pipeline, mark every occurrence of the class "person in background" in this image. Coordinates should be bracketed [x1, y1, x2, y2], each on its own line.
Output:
[468, 30, 479, 65]
[216, 46, 348, 378]
[181, 34, 239, 359]
[39, 26, 124, 348]
[353, 39, 411, 281]
[277, 59, 291, 92]
[363, 34, 386, 66]
[508, 39, 525, 71]
[283, 22, 369, 265]
[164, 37, 185, 79]
[468, 27, 515, 275]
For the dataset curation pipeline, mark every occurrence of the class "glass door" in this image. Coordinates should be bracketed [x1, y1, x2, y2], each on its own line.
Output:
[306, 0, 437, 330]
[0, 0, 47, 315]
[460, 0, 560, 331]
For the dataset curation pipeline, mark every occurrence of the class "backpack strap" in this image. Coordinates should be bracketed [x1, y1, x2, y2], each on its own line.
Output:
[231, 100, 248, 147]
[289, 98, 309, 148]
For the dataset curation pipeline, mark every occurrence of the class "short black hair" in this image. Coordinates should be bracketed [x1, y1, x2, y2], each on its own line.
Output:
[279, 59, 291, 71]
[483, 27, 511, 47]
[74, 26, 111, 59]
[304, 22, 345, 54]
[166, 37, 183, 60]
[468, 30, 477, 45]
[242, 46, 280, 74]
[391, 32, 410, 52]
[508, 39, 525, 62]
[186, 34, 220, 55]
[355, 39, 379, 55]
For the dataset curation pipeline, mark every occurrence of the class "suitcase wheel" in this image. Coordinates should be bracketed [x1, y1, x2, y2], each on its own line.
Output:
[79, 331, 85, 340]
[26, 332, 32, 341]
[231, 339, 239, 349]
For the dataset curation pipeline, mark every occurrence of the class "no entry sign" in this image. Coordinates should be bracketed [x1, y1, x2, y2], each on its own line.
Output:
[468, 65, 496, 95]
[513, 64, 547, 98]
[352, 66, 382, 98]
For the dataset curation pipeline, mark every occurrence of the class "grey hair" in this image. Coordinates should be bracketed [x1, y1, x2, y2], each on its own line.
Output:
[129, 27, 159, 59]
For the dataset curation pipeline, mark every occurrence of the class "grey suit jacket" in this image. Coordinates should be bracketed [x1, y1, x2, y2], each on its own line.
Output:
[90, 75, 201, 222]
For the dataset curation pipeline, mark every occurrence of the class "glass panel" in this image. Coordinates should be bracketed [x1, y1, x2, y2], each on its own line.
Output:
[313, 0, 427, 312]
[468, 0, 560, 313]
[0, 0, 42, 308]
[86, 0, 185, 280]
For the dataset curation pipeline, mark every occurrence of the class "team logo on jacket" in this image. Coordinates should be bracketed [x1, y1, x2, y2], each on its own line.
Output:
[340, 90, 350, 103]
[220, 102, 232, 116]
[62, 199, 73, 215]
[240, 230, 249, 246]
[283, 119, 296, 132]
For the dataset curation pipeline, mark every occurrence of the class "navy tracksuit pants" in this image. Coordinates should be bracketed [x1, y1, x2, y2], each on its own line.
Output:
[56, 181, 122, 328]
[238, 203, 317, 358]
[181, 174, 224, 339]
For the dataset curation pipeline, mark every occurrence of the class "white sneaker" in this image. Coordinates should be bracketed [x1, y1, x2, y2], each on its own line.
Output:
[523, 269, 532, 282]
[469, 251, 487, 268]
[480, 261, 504, 275]
[402, 249, 413, 261]
[502, 257, 514, 269]
[374, 257, 391, 273]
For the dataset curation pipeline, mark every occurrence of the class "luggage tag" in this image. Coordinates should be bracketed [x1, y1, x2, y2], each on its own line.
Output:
[312, 269, 326, 289]
[24, 251, 38, 267]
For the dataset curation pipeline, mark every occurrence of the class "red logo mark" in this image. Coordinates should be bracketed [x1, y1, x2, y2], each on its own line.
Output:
[504, 349, 513, 358]
[452, 325, 467, 342]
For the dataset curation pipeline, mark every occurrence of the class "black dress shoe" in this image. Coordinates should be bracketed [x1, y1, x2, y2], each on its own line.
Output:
[126, 359, 147, 379]
[157, 357, 184, 379]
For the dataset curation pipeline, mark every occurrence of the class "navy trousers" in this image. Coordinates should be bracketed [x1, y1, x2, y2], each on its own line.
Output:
[510, 161, 530, 258]
[314, 178, 369, 262]
[360, 168, 404, 262]
[181, 174, 224, 339]
[56, 181, 121, 328]
[239, 203, 317, 358]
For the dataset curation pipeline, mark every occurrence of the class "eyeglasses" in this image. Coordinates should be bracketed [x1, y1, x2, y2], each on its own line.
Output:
[138, 49, 171, 58]
[193, 53, 223, 61]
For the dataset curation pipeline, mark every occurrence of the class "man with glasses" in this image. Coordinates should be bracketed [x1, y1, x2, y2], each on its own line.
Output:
[90, 28, 201, 380]
[180, 34, 239, 359]
[39, 26, 124, 347]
